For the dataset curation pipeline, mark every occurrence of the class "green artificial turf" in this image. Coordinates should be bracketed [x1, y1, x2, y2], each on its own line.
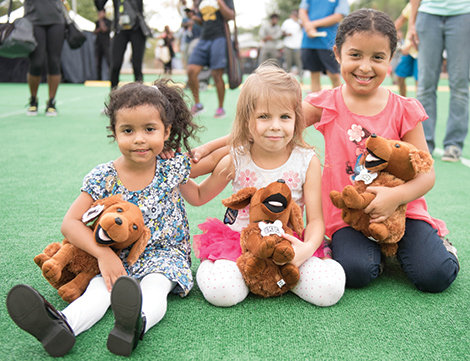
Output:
[0, 75, 469, 360]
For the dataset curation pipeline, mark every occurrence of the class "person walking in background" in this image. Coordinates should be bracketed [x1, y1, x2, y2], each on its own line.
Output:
[281, 9, 303, 82]
[158, 25, 175, 74]
[93, 9, 112, 81]
[299, 0, 349, 93]
[24, 0, 66, 116]
[180, 7, 202, 69]
[408, 0, 470, 162]
[394, 2, 418, 97]
[186, 0, 235, 119]
[95, 0, 148, 89]
[258, 14, 282, 66]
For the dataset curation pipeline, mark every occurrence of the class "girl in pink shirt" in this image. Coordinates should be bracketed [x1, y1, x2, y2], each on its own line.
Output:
[303, 9, 459, 292]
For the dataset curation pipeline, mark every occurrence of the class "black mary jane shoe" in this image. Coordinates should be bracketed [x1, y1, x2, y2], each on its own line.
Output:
[107, 276, 146, 357]
[6, 284, 75, 357]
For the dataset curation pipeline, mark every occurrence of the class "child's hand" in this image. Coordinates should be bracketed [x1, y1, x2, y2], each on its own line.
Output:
[97, 252, 127, 292]
[159, 147, 180, 160]
[364, 186, 401, 223]
[279, 233, 315, 268]
[190, 144, 208, 163]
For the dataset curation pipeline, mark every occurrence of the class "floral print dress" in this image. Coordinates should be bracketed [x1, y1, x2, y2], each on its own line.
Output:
[82, 154, 193, 296]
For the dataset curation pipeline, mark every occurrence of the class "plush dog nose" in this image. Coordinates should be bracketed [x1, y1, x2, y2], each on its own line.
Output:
[371, 133, 377, 138]
[277, 179, 285, 184]
[115, 217, 123, 225]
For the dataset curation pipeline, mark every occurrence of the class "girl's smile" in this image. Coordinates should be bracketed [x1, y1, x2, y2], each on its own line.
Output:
[335, 31, 392, 96]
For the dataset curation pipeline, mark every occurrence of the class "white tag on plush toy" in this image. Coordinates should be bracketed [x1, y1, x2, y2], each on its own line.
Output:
[368, 236, 379, 242]
[82, 204, 105, 223]
[355, 169, 378, 185]
[277, 279, 286, 288]
[259, 220, 283, 237]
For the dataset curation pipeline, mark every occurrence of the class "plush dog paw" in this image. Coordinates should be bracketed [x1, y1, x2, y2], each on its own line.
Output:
[330, 190, 346, 209]
[369, 223, 388, 241]
[58, 286, 81, 304]
[41, 260, 63, 283]
[272, 241, 295, 264]
[280, 264, 300, 285]
[256, 236, 276, 259]
[245, 257, 266, 276]
[33, 254, 50, 268]
[342, 186, 364, 209]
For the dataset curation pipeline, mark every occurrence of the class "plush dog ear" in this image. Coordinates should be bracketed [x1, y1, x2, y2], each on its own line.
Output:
[222, 187, 257, 209]
[409, 149, 434, 174]
[82, 194, 124, 224]
[289, 201, 304, 237]
[127, 226, 151, 266]
[94, 194, 124, 208]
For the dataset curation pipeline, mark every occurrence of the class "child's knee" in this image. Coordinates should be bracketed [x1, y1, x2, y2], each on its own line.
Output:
[292, 257, 346, 307]
[196, 260, 249, 307]
[411, 258, 459, 293]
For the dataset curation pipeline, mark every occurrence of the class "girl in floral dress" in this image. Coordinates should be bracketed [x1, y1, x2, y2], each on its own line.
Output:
[7, 79, 200, 357]
[302, 9, 459, 291]
[181, 63, 346, 308]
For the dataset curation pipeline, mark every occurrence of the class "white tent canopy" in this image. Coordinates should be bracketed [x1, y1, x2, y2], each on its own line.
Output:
[0, 7, 95, 32]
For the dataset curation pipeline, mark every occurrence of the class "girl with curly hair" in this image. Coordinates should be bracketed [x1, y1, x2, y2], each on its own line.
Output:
[7, 79, 202, 357]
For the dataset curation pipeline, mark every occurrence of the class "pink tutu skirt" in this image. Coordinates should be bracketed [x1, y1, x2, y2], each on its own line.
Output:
[193, 218, 331, 262]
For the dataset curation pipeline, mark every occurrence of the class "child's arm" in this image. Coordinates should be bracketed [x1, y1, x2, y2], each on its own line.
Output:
[191, 135, 229, 163]
[180, 154, 234, 206]
[189, 145, 230, 178]
[160, 136, 229, 177]
[364, 123, 435, 223]
[61, 192, 127, 292]
[302, 100, 323, 127]
[282, 155, 325, 268]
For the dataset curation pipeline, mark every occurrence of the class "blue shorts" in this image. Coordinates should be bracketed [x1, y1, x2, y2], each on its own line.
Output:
[188, 37, 227, 70]
[301, 48, 340, 74]
[395, 54, 418, 80]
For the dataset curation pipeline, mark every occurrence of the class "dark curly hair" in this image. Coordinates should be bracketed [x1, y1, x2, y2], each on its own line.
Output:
[335, 9, 398, 59]
[104, 79, 200, 155]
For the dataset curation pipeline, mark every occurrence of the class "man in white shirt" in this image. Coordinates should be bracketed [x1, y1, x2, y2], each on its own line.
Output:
[281, 9, 303, 81]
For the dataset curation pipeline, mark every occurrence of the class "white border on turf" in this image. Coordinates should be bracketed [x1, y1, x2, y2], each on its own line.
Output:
[435, 148, 470, 168]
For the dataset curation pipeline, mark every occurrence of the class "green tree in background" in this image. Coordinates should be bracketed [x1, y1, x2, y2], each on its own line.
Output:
[0, 0, 22, 17]
[265, 0, 408, 24]
[350, 0, 407, 21]
[0, 0, 99, 21]
[75, 0, 99, 21]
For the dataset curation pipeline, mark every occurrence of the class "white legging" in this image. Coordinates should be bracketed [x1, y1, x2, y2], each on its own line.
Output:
[62, 273, 176, 336]
[196, 257, 346, 307]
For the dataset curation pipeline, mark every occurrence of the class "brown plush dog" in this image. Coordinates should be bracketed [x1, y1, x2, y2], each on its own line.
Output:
[222, 179, 304, 297]
[329, 134, 434, 257]
[34, 195, 151, 303]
